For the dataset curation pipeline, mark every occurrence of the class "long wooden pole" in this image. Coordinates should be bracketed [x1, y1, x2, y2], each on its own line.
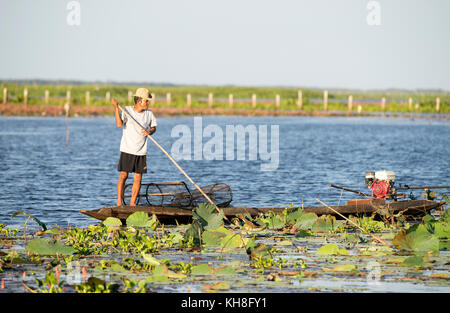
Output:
[116, 104, 221, 213]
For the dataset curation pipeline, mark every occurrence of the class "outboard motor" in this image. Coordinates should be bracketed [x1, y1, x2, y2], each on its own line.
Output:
[365, 170, 396, 198]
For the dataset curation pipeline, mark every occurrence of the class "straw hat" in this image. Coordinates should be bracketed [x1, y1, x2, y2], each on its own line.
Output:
[133, 88, 153, 101]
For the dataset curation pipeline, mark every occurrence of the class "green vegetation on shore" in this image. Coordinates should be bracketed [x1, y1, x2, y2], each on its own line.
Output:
[1, 82, 449, 114]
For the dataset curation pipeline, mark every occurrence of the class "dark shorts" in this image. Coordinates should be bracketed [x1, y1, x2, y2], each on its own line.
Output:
[117, 152, 147, 174]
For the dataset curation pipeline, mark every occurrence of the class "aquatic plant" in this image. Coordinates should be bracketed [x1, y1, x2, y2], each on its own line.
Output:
[257, 211, 286, 230]
[393, 212, 449, 253]
[316, 244, 349, 256]
[352, 216, 390, 233]
[10, 211, 47, 238]
[102, 217, 122, 228]
[294, 213, 318, 230]
[0, 224, 19, 237]
[2, 199, 450, 293]
[171, 261, 193, 274]
[121, 278, 147, 293]
[75, 277, 119, 293]
[126, 212, 159, 230]
[31, 271, 64, 293]
[27, 238, 74, 256]
[392, 224, 440, 253]
[183, 203, 225, 247]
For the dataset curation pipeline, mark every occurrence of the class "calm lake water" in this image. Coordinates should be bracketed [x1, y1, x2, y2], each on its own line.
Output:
[0, 115, 449, 228]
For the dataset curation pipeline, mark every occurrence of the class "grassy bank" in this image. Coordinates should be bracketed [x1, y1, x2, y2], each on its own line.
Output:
[0, 83, 449, 116]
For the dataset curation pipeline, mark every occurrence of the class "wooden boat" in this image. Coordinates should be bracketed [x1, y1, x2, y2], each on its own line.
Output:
[80, 199, 445, 224]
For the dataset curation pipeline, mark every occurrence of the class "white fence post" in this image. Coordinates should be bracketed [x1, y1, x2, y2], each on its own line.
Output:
[166, 93, 171, 106]
[208, 92, 213, 108]
[45, 90, 49, 105]
[228, 94, 233, 109]
[2, 88, 7, 105]
[297, 90, 302, 109]
[187, 93, 191, 108]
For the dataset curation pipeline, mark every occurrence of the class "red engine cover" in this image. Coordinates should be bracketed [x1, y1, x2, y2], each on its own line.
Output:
[372, 181, 390, 198]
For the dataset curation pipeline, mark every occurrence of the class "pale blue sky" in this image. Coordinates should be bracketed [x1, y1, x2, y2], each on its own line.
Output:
[1, 0, 449, 90]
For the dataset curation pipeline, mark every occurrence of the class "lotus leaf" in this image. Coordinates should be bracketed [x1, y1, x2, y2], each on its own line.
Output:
[392, 224, 440, 253]
[317, 243, 348, 255]
[27, 238, 74, 256]
[191, 263, 214, 275]
[294, 213, 318, 230]
[102, 217, 122, 228]
[126, 212, 158, 229]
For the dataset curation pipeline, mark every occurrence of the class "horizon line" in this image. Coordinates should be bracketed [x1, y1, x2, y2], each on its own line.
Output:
[0, 78, 449, 94]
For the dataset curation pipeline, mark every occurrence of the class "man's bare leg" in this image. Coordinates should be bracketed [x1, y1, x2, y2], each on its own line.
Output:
[130, 173, 142, 206]
[117, 171, 128, 206]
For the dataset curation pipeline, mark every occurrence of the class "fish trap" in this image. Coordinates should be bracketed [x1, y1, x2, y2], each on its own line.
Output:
[122, 181, 232, 208]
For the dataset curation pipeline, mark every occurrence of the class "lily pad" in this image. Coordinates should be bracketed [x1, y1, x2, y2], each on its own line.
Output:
[385, 257, 407, 264]
[44, 227, 62, 235]
[110, 263, 127, 273]
[202, 230, 228, 247]
[152, 264, 186, 279]
[403, 255, 425, 267]
[246, 241, 272, 259]
[184, 220, 203, 246]
[144, 275, 170, 282]
[191, 264, 214, 275]
[126, 212, 158, 229]
[193, 203, 224, 230]
[220, 233, 247, 249]
[312, 215, 336, 233]
[27, 238, 74, 256]
[202, 281, 230, 292]
[294, 213, 318, 230]
[392, 224, 440, 253]
[426, 221, 450, 240]
[257, 214, 286, 230]
[142, 253, 161, 266]
[317, 243, 348, 255]
[102, 217, 122, 228]
[286, 207, 305, 225]
[275, 240, 293, 246]
[216, 266, 237, 275]
[295, 230, 313, 238]
[323, 264, 358, 273]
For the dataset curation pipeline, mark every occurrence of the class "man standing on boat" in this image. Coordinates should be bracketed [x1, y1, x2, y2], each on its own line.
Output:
[112, 88, 157, 206]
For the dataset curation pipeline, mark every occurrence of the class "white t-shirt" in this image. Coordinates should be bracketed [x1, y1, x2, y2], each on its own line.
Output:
[120, 106, 157, 156]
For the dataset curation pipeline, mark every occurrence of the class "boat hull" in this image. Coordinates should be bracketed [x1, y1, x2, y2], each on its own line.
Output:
[80, 200, 445, 224]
